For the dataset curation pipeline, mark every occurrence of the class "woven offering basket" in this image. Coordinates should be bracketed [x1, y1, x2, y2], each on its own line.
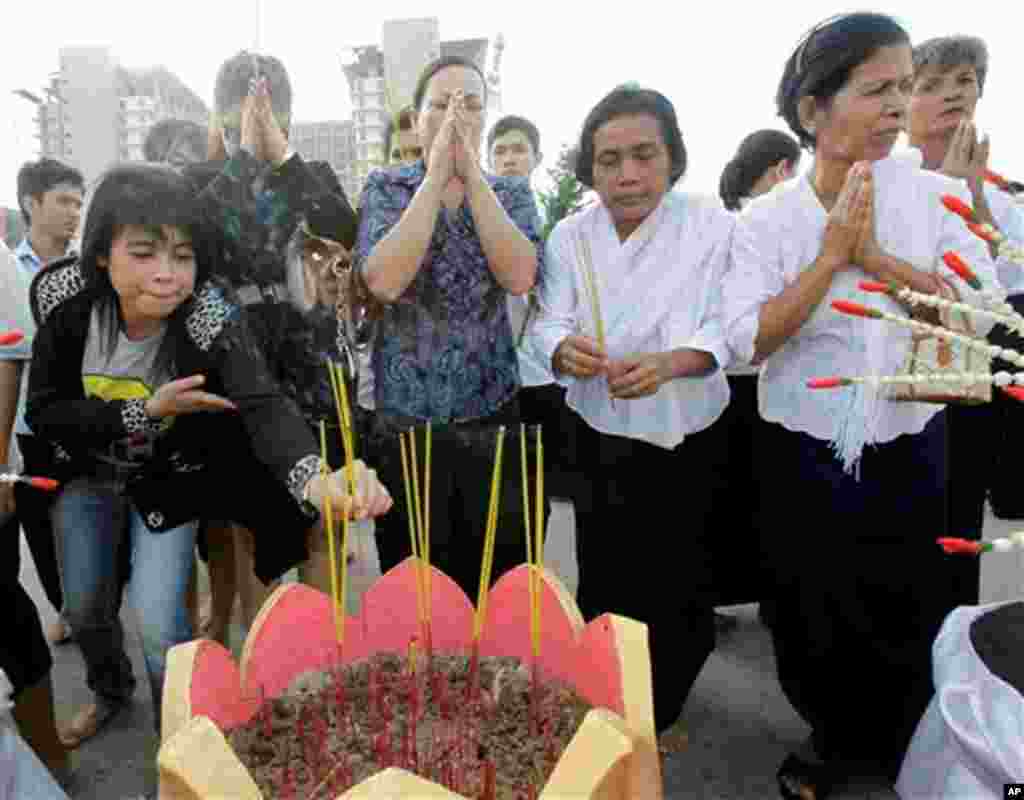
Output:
[157, 558, 662, 799]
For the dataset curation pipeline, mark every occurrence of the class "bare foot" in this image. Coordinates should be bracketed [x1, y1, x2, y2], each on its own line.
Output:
[47, 617, 71, 646]
[58, 702, 125, 749]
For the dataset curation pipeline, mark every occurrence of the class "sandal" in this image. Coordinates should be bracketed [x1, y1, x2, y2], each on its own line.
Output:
[58, 700, 127, 749]
[777, 753, 832, 800]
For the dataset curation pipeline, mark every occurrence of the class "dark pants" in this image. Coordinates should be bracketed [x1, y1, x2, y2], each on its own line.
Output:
[367, 399, 549, 602]
[518, 383, 580, 503]
[573, 422, 717, 734]
[946, 294, 1024, 605]
[0, 511, 52, 698]
[708, 374, 769, 609]
[763, 414, 955, 776]
[14, 434, 63, 616]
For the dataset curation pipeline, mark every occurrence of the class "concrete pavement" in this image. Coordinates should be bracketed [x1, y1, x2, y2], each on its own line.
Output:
[17, 501, 1024, 799]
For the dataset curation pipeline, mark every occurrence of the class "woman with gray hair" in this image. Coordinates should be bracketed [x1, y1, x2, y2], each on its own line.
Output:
[908, 35, 1024, 606]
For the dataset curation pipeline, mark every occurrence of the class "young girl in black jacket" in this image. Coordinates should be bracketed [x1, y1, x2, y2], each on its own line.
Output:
[26, 164, 391, 747]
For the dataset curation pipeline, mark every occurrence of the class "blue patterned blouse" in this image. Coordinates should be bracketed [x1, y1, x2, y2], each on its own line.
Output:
[353, 161, 545, 422]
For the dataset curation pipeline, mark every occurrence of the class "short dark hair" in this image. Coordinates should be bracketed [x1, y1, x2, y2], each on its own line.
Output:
[776, 12, 910, 149]
[16, 158, 85, 225]
[383, 107, 417, 163]
[214, 51, 292, 129]
[719, 129, 801, 211]
[78, 163, 225, 376]
[912, 36, 989, 94]
[575, 85, 686, 188]
[487, 115, 541, 158]
[143, 119, 207, 164]
[412, 55, 489, 112]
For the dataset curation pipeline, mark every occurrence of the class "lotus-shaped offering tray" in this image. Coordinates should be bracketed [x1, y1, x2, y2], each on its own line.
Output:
[157, 558, 661, 799]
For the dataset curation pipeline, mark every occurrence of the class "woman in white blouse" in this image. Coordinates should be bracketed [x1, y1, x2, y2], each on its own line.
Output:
[531, 84, 735, 738]
[722, 13, 999, 799]
[908, 34, 1024, 607]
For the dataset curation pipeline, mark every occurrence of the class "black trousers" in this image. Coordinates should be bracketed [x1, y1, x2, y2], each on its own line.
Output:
[707, 374, 769, 608]
[762, 414, 955, 776]
[517, 383, 581, 503]
[946, 294, 1024, 605]
[0, 510, 52, 698]
[573, 421, 717, 734]
[366, 398, 549, 603]
[13, 434, 63, 615]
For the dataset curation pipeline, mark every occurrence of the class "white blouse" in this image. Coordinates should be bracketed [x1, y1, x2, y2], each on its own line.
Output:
[530, 191, 735, 450]
[723, 151, 1000, 470]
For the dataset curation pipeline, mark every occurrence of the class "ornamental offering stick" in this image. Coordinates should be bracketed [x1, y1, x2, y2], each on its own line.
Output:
[858, 277, 1024, 337]
[0, 474, 59, 491]
[829, 299, 1022, 366]
[938, 531, 1024, 555]
[942, 195, 1024, 266]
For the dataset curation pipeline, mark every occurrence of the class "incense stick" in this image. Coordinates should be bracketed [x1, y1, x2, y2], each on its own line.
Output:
[520, 425, 537, 660]
[319, 421, 342, 642]
[474, 427, 506, 641]
[423, 423, 432, 622]
[533, 425, 544, 660]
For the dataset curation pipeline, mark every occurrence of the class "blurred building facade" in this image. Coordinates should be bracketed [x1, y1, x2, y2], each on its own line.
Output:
[22, 46, 207, 188]
[290, 120, 357, 201]
[341, 19, 504, 200]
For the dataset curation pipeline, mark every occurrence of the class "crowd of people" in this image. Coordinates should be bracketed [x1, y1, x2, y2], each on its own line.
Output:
[2, 11, 1022, 799]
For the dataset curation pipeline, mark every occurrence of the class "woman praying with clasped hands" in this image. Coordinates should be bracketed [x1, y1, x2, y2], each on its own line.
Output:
[721, 13, 1001, 799]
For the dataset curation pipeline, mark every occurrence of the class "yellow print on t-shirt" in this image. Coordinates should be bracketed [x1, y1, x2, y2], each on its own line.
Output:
[82, 374, 153, 402]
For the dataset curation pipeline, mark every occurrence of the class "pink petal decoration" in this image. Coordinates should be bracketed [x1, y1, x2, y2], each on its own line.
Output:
[360, 557, 474, 654]
[478, 565, 582, 687]
[239, 584, 368, 699]
[573, 614, 627, 717]
[187, 640, 253, 731]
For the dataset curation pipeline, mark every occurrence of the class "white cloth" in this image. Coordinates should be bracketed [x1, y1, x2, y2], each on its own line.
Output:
[722, 151, 1000, 469]
[896, 601, 1024, 800]
[983, 182, 1024, 297]
[507, 293, 552, 387]
[0, 670, 69, 800]
[530, 191, 734, 449]
[0, 242, 36, 442]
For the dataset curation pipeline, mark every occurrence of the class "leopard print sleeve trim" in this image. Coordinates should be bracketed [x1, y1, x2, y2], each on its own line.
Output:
[186, 284, 237, 352]
[288, 453, 324, 518]
[122, 398, 165, 437]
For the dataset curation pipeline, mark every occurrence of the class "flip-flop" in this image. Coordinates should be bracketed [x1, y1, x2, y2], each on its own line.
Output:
[58, 700, 126, 749]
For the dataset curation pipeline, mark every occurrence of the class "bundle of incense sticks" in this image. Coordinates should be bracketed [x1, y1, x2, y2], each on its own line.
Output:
[520, 424, 544, 662]
[938, 531, 1024, 555]
[319, 421, 345, 643]
[399, 424, 432, 653]
[473, 427, 507, 642]
[573, 230, 615, 409]
[942, 194, 1024, 265]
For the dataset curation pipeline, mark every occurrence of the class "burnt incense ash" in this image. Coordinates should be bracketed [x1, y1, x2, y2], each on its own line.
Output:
[227, 652, 592, 799]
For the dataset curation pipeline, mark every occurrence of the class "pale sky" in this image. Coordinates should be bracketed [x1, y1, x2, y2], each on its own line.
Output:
[0, 1, 1016, 209]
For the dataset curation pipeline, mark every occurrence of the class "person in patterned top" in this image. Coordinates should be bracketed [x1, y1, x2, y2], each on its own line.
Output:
[354, 55, 546, 599]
